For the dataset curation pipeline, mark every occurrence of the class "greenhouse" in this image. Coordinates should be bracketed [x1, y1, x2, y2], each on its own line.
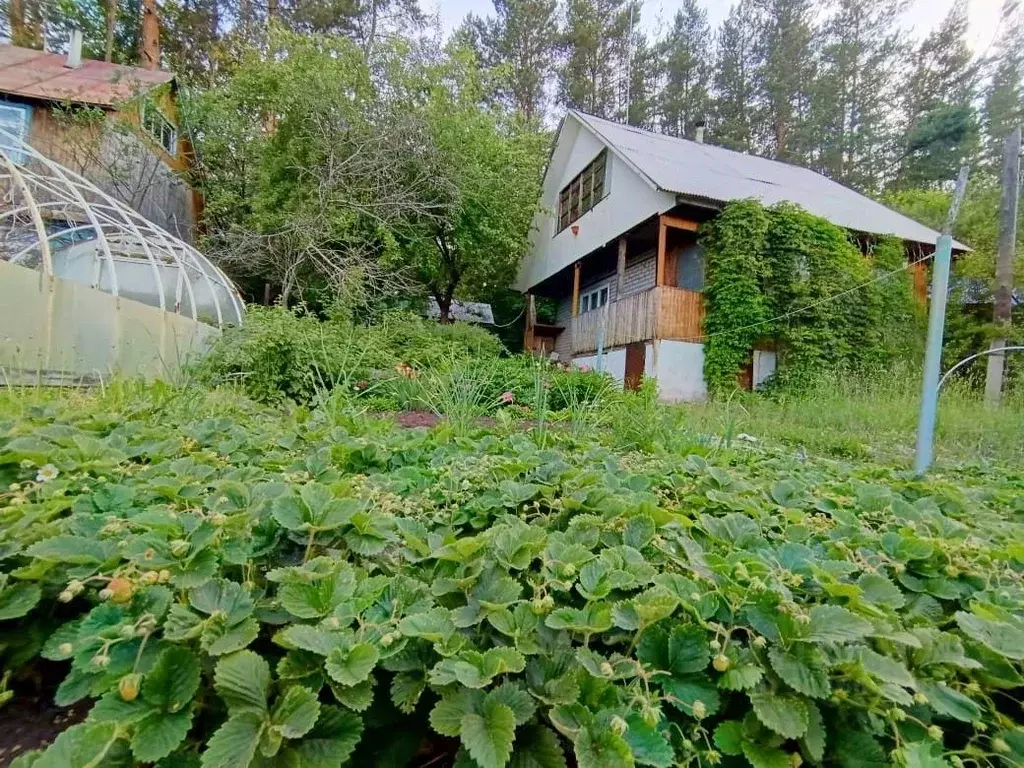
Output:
[0, 129, 243, 384]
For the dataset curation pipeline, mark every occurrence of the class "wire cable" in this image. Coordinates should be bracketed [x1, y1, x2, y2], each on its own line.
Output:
[682, 248, 938, 344]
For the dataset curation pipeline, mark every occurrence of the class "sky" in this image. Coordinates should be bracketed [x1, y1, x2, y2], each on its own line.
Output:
[423, 0, 1007, 53]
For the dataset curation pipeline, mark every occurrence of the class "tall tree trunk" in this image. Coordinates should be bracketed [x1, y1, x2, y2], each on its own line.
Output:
[9, 0, 26, 47]
[266, 0, 276, 26]
[104, 0, 117, 62]
[434, 294, 453, 324]
[363, 0, 378, 58]
[10, 0, 43, 49]
[140, 0, 160, 70]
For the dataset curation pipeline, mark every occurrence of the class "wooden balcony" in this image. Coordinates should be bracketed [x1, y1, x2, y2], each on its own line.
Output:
[569, 286, 704, 355]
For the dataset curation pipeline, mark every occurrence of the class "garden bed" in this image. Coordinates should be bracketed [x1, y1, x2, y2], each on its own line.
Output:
[0, 385, 1021, 767]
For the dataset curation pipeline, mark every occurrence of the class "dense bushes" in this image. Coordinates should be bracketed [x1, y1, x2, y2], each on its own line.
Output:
[193, 307, 505, 403]
[0, 386, 1022, 767]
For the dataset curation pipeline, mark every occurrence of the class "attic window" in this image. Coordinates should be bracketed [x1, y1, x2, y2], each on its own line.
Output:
[141, 102, 177, 157]
[558, 149, 607, 233]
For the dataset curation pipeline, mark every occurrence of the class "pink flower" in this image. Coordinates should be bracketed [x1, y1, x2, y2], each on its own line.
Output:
[578, 364, 591, 373]
[500, 391, 515, 404]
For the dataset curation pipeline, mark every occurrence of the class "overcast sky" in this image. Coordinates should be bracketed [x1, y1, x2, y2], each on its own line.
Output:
[423, 0, 1006, 53]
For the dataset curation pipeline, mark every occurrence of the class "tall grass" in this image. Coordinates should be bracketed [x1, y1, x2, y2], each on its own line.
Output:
[677, 362, 1024, 465]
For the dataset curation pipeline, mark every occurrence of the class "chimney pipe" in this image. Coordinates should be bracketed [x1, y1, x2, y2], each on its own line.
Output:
[694, 118, 707, 144]
[65, 29, 82, 69]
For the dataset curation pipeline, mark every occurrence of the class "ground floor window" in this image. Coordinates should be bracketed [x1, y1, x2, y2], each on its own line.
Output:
[581, 285, 608, 313]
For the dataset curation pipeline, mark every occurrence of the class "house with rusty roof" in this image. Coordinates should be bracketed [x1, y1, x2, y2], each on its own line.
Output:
[518, 111, 966, 401]
[0, 33, 197, 240]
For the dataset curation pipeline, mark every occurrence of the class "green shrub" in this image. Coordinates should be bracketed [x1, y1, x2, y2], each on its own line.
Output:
[193, 307, 505, 403]
[3, 386, 1021, 768]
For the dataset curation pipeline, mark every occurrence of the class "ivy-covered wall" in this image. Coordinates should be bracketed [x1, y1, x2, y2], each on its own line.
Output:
[701, 200, 923, 395]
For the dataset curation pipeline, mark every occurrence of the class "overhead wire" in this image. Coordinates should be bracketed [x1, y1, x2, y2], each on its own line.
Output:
[679, 246, 940, 344]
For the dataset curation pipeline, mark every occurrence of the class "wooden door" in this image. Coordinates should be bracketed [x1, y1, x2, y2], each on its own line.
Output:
[624, 342, 645, 390]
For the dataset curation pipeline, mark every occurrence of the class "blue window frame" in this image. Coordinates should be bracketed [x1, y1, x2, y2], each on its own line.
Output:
[0, 102, 32, 164]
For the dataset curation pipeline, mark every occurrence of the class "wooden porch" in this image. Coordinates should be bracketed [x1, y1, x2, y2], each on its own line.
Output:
[569, 285, 704, 354]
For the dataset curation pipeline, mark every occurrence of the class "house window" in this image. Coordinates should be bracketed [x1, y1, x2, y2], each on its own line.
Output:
[142, 102, 177, 157]
[580, 285, 609, 314]
[557, 149, 607, 233]
[0, 102, 32, 164]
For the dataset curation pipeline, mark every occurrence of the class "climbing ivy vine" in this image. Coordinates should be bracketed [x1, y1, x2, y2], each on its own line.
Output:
[701, 201, 923, 395]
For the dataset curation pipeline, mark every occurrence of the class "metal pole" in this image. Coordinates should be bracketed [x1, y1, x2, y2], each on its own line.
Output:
[984, 126, 1020, 405]
[596, 303, 606, 372]
[914, 166, 971, 474]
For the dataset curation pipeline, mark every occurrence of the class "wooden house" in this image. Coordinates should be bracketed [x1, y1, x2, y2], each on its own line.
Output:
[519, 111, 963, 401]
[0, 36, 197, 241]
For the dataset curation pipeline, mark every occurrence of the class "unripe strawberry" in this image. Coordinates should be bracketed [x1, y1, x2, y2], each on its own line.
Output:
[790, 754, 803, 768]
[58, 590, 74, 603]
[709, 639, 721, 651]
[913, 693, 928, 705]
[118, 674, 141, 702]
[92, 654, 110, 669]
[119, 625, 136, 639]
[609, 715, 628, 736]
[58, 642, 73, 655]
[992, 738, 1010, 753]
[98, 588, 113, 600]
[692, 700, 708, 719]
[169, 540, 190, 558]
[712, 654, 730, 672]
[158, 569, 171, 583]
[141, 571, 159, 585]
[927, 725, 943, 742]
[752, 636, 767, 649]
[107, 578, 134, 604]
[599, 662, 614, 676]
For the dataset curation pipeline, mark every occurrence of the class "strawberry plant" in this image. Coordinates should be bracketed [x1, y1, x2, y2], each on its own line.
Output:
[0, 386, 1022, 767]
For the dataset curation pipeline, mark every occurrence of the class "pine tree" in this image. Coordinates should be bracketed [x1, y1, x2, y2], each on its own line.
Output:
[752, 0, 816, 162]
[459, 0, 559, 122]
[559, 0, 632, 118]
[896, 0, 980, 187]
[658, 0, 712, 138]
[625, 30, 659, 128]
[712, 0, 759, 152]
[811, 0, 908, 191]
[982, 3, 1024, 169]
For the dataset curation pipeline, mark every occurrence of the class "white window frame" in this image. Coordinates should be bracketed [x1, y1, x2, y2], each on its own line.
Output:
[141, 102, 177, 157]
[580, 285, 609, 314]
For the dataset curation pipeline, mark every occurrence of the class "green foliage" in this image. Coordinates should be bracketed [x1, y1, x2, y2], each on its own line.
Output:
[1, 382, 1022, 768]
[701, 200, 922, 395]
[192, 306, 504, 403]
[700, 200, 771, 393]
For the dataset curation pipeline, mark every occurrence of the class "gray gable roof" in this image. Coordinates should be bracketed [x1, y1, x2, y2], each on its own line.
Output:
[573, 111, 966, 249]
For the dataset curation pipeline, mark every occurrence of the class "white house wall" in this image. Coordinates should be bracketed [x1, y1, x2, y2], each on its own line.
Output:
[653, 340, 707, 402]
[573, 347, 627, 382]
[516, 115, 676, 292]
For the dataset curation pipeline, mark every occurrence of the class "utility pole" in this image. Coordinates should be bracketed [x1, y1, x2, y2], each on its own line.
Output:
[914, 166, 971, 475]
[984, 126, 1020, 406]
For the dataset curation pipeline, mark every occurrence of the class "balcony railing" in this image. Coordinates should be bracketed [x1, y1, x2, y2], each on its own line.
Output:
[569, 286, 703, 355]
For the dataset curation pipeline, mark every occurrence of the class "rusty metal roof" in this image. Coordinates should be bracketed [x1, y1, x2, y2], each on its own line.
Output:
[0, 45, 173, 108]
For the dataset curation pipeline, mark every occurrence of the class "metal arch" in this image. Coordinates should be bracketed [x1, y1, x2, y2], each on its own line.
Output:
[0, 128, 244, 328]
[938, 346, 1024, 391]
[12, 145, 131, 307]
[0, 152, 56, 280]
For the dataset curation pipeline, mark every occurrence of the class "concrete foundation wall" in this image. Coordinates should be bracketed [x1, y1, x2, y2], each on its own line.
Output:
[653, 340, 708, 402]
